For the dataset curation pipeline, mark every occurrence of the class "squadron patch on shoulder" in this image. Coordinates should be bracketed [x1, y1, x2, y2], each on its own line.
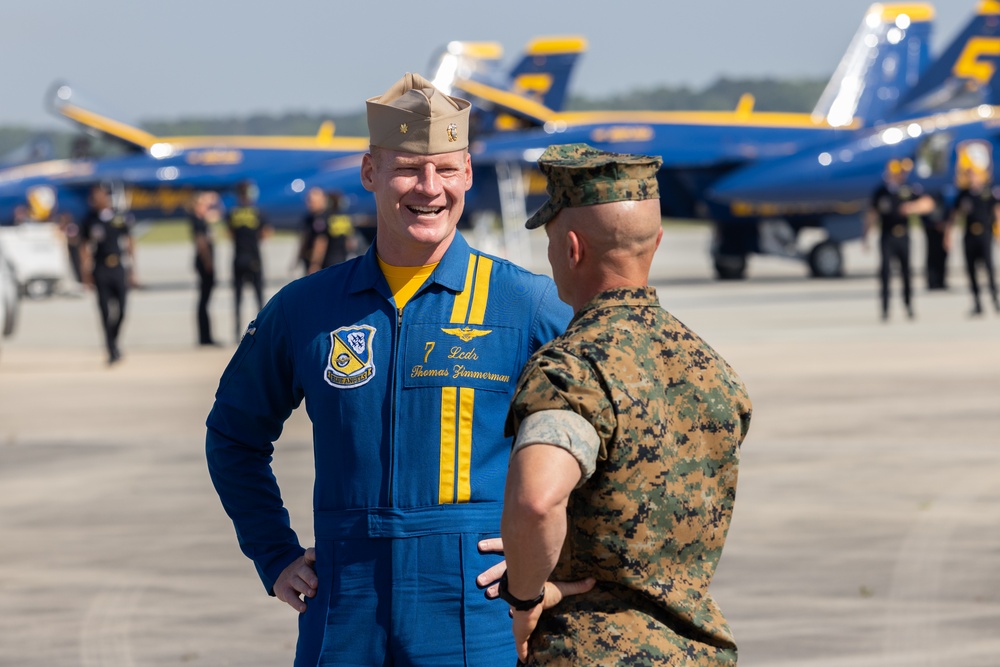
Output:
[325, 325, 376, 388]
[241, 319, 257, 341]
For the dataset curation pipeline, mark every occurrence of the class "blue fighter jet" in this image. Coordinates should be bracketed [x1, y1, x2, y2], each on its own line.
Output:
[0, 36, 586, 229]
[709, 0, 1000, 257]
[462, 2, 939, 279]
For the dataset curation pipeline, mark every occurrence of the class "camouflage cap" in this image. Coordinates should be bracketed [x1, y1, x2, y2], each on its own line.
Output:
[525, 143, 662, 229]
[366, 72, 471, 154]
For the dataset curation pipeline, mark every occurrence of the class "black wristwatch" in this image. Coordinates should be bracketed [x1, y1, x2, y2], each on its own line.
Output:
[497, 571, 545, 611]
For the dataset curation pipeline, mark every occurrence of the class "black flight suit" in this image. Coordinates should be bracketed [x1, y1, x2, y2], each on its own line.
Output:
[872, 183, 920, 318]
[226, 205, 266, 340]
[319, 212, 357, 268]
[299, 210, 322, 274]
[81, 207, 133, 362]
[921, 193, 949, 290]
[190, 211, 216, 345]
[953, 186, 1000, 315]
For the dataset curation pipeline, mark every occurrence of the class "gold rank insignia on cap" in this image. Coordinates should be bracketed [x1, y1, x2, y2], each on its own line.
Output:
[367, 72, 471, 154]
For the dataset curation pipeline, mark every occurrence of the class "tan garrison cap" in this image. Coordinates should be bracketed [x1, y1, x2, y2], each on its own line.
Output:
[525, 143, 662, 229]
[366, 73, 471, 154]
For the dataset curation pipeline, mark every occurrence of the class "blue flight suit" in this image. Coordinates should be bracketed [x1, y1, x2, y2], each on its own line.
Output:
[206, 232, 571, 666]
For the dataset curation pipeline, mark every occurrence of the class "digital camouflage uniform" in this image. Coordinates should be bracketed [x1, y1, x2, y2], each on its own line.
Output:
[506, 286, 751, 665]
[508, 144, 753, 665]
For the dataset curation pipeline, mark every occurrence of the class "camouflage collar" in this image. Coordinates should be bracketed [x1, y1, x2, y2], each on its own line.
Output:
[574, 286, 659, 318]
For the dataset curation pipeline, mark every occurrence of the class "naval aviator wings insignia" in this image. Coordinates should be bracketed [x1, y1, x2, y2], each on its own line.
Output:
[441, 326, 492, 342]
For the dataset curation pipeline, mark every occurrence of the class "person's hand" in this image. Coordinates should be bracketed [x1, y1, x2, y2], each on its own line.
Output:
[274, 547, 317, 613]
[511, 578, 596, 662]
[476, 537, 506, 598]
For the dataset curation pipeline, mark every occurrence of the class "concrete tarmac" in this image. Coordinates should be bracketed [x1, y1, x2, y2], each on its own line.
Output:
[1, 226, 998, 666]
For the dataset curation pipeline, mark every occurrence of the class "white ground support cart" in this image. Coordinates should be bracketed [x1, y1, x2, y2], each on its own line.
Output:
[0, 222, 72, 299]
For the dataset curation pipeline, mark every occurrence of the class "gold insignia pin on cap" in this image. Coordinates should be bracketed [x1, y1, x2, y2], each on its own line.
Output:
[367, 72, 471, 154]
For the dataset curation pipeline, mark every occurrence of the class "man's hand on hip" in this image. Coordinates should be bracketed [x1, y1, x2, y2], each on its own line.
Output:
[274, 547, 318, 613]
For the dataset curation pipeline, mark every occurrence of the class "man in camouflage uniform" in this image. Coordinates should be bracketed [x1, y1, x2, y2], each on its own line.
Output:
[498, 143, 753, 665]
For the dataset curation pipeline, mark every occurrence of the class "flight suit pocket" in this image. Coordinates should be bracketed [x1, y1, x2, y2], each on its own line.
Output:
[402, 323, 522, 393]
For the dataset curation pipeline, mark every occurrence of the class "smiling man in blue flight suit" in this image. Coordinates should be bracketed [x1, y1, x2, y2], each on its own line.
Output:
[206, 72, 573, 666]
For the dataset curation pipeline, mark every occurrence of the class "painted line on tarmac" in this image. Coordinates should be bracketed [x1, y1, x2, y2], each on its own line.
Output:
[79, 583, 144, 667]
[882, 468, 1000, 665]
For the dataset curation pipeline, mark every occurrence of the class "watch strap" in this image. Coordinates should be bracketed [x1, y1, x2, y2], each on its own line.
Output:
[498, 571, 545, 611]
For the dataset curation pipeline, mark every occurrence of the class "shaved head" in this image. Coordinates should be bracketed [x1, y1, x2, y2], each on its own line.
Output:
[544, 198, 663, 311]
[557, 198, 662, 265]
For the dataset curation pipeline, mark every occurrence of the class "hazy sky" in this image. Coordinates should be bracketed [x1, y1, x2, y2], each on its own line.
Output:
[0, 1, 970, 129]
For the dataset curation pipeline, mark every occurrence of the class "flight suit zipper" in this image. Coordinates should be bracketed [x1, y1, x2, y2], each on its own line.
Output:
[388, 305, 403, 505]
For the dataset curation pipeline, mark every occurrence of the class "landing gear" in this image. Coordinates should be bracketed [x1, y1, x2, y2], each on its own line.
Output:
[713, 254, 747, 280]
[807, 240, 843, 278]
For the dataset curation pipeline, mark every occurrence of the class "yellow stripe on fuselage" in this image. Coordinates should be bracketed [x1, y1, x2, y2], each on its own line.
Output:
[551, 109, 850, 129]
[163, 135, 370, 152]
[60, 105, 157, 149]
[453, 79, 556, 122]
[457, 78, 852, 130]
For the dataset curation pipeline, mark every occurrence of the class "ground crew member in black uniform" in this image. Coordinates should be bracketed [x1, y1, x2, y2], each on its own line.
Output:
[79, 184, 136, 364]
[189, 191, 221, 345]
[295, 187, 324, 276]
[306, 189, 361, 273]
[948, 167, 1000, 316]
[864, 158, 934, 320]
[921, 192, 949, 290]
[226, 180, 271, 341]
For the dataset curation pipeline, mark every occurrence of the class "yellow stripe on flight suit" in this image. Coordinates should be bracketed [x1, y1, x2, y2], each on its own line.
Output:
[449, 255, 477, 323]
[468, 258, 493, 325]
[438, 255, 493, 503]
[456, 388, 475, 502]
[439, 387, 458, 503]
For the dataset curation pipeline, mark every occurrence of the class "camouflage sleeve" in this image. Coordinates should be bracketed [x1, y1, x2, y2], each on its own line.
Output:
[512, 409, 601, 485]
[505, 345, 616, 462]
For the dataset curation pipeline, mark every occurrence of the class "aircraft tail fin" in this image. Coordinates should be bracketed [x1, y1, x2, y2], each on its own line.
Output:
[811, 3, 934, 127]
[430, 36, 586, 132]
[895, 1, 1000, 112]
[504, 36, 586, 112]
[46, 81, 157, 153]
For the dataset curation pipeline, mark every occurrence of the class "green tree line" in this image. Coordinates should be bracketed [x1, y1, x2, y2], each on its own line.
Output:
[0, 76, 827, 158]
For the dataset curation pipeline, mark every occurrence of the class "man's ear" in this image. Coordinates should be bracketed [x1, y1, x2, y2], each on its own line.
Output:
[360, 153, 375, 192]
[567, 229, 583, 268]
